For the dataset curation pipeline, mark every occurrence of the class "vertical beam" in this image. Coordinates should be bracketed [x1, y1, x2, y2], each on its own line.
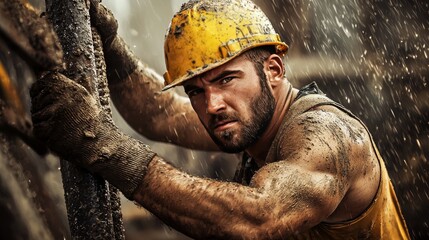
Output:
[92, 26, 126, 240]
[45, 0, 124, 238]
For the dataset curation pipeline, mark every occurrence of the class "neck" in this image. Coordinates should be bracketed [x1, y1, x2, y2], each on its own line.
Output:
[245, 81, 298, 167]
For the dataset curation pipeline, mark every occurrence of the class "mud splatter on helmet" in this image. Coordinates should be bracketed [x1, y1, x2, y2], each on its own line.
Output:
[162, 0, 288, 90]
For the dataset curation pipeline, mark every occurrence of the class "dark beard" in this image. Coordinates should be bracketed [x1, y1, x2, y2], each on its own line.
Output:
[207, 77, 276, 153]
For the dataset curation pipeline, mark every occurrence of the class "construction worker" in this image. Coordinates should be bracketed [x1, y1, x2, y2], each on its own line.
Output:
[30, 0, 410, 239]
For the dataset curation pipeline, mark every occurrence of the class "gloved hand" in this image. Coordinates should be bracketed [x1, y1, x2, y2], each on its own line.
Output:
[89, 0, 139, 85]
[30, 72, 156, 199]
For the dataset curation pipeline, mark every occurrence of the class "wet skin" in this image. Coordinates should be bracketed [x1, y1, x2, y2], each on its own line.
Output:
[183, 55, 276, 154]
[127, 54, 381, 239]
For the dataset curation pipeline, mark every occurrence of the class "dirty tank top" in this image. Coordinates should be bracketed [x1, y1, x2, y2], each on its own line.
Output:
[233, 82, 410, 239]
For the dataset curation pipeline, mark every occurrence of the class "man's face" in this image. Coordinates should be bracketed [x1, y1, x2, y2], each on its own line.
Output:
[183, 55, 276, 153]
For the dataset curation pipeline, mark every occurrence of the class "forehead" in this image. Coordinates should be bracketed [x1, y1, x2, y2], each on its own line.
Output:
[183, 54, 254, 86]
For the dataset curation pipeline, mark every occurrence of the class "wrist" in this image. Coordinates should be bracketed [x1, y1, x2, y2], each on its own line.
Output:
[104, 36, 139, 85]
[86, 127, 157, 199]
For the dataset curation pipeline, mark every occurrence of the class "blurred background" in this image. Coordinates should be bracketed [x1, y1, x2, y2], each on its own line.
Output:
[2, 0, 428, 239]
[101, 1, 429, 238]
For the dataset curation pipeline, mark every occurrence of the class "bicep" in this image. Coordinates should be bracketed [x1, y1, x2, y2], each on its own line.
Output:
[250, 110, 354, 231]
[250, 162, 346, 232]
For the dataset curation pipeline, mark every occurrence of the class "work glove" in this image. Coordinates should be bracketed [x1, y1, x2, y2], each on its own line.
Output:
[89, 0, 139, 85]
[30, 72, 156, 199]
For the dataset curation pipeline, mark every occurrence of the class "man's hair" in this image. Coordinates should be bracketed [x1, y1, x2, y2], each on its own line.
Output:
[241, 46, 278, 85]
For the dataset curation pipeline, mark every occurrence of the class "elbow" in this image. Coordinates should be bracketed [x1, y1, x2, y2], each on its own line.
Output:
[222, 213, 295, 240]
[225, 222, 288, 240]
[238, 209, 311, 239]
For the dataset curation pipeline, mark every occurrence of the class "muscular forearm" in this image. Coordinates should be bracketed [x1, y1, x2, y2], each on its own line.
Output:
[133, 157, 277, 239]
[109, 63, 217, 150]
[89, 3, 217, 150]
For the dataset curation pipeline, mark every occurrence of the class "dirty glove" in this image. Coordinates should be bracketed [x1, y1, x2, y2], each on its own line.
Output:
[30, 72, 156, 199]
[89, 0, 138, 85]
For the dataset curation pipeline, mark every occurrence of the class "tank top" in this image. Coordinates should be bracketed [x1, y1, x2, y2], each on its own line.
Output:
[233, 82, 410, 239]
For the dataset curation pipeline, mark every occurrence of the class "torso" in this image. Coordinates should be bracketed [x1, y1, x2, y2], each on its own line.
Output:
[234, 89, 409, 238]
[235, 86, 380, 223]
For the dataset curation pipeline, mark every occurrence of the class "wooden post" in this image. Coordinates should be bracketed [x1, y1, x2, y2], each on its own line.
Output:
[45, 0, 124, 238]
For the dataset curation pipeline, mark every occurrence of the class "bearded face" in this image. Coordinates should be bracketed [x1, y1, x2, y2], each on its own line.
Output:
[205, 76, 275, 153]
[184, 53, 277, 153]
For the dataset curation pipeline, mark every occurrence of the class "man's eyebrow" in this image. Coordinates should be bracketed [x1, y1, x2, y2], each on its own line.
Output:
[183, 84, 198, 93]
[184, 70, 242, 91]
[207, 70, 241, 83]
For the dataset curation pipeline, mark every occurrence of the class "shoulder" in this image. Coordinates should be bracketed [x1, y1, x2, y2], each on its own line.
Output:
[274, 102, 376, 184]
[272, 103, 381, 220]
[279, 102, 371, 158]
[254, 94, 381, 222]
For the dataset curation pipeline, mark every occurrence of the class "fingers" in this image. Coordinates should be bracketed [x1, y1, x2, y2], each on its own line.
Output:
[30, 69, 106, 160]
[31, 82, 64, 142]
[32, 116, 55, 142]
[30, 73, 52, 99]
[30, 72, 92, 134]
[89, 0, 102, 13]
[31, 102, 61, 124]
[31, 91, 61, 114]
[30, 72, 69, 97]
[32, 72, 88, 97]
[89, 0, 118, 42]
[31, 72, 71, 112]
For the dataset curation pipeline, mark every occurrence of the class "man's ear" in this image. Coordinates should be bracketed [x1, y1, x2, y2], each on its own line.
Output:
[264, 54, 285, 88]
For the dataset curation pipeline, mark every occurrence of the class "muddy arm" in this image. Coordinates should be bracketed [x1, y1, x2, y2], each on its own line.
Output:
[89, 1, 218, 151]
[131, 109, 367, 239]
[108, 60, 218, 151]
[133, 154, 343, 239]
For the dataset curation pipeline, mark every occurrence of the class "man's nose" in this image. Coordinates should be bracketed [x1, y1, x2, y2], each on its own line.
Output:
[205, 88, 226, 114]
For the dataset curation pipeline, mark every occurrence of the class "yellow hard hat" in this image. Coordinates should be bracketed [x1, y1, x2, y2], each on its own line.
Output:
[162, 0, 288, 90]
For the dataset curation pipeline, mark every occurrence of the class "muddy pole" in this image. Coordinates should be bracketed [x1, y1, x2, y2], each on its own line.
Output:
[45, 0, 124, 239]
[92, 27, 126, 240]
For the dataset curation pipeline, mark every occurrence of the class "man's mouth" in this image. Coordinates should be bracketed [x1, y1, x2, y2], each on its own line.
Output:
[213, 120, 237, 131]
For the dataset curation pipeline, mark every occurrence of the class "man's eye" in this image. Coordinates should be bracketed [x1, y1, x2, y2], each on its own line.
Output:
[220, 77, 234, 84]
[186, 88, 203, 97]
